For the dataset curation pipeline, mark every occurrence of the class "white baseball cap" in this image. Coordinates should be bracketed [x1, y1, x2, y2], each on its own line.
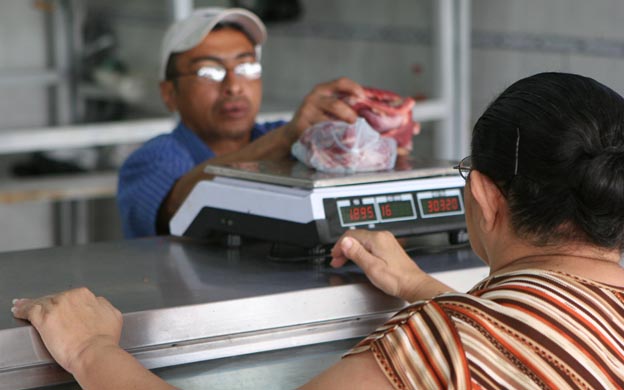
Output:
[159, 7, 267, 81]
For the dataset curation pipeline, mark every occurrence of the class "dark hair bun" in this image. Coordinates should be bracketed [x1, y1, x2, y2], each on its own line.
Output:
[574, 148, 624, 219]
[472, 72, 624, 249]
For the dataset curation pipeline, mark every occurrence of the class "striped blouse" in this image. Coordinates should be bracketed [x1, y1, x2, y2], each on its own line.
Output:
[346, 269, 624, 390]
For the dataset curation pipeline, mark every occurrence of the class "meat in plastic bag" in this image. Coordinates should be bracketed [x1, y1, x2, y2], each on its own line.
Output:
[343, 87, 419, 153]
[291, 118, 397, 173]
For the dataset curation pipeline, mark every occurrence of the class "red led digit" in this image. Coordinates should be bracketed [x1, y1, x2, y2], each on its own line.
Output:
[350, 207, 358, 221]
[421, 195, 462, 216]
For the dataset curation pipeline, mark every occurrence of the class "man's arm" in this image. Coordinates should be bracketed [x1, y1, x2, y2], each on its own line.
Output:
[158, 77, 366, 230]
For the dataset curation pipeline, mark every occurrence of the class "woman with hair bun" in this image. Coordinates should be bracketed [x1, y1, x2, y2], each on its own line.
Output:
[12, 73, 624, 389]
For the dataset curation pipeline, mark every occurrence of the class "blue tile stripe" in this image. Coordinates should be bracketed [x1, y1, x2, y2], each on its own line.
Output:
[269, 22, 624, 59]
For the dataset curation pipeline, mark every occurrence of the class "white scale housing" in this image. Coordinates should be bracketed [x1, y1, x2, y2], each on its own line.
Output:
[170, 159, 467, 247]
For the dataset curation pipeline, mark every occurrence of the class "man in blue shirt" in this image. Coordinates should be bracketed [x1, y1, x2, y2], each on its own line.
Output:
[118, 7, 365, 238]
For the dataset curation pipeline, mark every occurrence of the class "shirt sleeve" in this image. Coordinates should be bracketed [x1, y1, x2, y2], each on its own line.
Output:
[345, 300, 471, 390]
[117, 136, 195, 238]
[117, 120, 284, 238]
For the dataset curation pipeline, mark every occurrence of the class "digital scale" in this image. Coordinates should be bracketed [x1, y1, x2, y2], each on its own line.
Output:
[170, 158, 467, 248]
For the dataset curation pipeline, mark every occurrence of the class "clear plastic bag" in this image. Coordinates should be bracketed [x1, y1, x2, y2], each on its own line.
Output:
[291, 118, 397, 173]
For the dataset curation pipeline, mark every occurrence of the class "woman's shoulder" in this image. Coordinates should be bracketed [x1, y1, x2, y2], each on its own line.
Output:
[468, 268, 624, 294]
[430, 268, 624, 325]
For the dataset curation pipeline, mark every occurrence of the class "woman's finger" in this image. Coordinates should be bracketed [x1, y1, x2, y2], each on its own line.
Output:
[11, 298, 38, 320]
[337, 236, 384, 272]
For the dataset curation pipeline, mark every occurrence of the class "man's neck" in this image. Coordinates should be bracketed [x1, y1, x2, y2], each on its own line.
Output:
[208, 136, 252, 156]
[179, 121, 254, 157]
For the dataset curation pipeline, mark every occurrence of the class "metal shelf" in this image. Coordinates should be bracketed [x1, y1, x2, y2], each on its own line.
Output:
[0, 112, 292, 155]
[0, 70, 62, 87]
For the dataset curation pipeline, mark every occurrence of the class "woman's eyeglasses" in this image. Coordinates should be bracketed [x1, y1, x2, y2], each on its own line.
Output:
[171, 62, 262, 83]
[453, 155, 472, 181]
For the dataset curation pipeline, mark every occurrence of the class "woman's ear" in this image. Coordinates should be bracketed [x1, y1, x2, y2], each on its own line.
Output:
[468, 171, 506, 233]
[159, 81, 178, 112]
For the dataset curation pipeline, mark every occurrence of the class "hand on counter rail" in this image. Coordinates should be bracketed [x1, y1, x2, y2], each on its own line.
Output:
[330, 230, 456, 302]
[11, 288, 121, 373]
[12, 288, 176, 390]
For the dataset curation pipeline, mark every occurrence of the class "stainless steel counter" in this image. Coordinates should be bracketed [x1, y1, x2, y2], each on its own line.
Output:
[0, 236, 486, 389]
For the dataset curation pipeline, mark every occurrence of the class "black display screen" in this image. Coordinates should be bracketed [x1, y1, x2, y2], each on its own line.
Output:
[339, 204, 377, 225]
[379, 200, 415, 220]
[420, 195, 462, 216]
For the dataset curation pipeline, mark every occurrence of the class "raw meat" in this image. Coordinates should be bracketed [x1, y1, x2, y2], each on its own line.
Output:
[343, 87, 419, 153]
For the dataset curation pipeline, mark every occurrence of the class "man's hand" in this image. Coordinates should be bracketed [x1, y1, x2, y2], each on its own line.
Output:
[282, 77, 366, 143]
[11, 287, 123, 374]
[330, 230, 455, 302]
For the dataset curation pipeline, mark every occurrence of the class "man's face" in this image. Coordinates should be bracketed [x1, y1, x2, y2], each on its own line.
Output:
[164, 28, 262, 146]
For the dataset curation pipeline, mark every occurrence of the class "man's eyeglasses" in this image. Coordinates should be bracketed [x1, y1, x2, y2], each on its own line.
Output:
[171, 62, 262, 83]
[453, 155, 472, 181]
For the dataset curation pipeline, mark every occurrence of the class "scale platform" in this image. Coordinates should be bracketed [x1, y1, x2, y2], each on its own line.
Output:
[170, 157, 467, 247]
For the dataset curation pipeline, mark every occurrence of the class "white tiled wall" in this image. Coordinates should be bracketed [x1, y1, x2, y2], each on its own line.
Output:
[0, 2, 50, 129]
[4, 0, 624, 131]
[87, 0, 433, 116]
[471, 0, 624, 120]
[261, 0, 432, 112]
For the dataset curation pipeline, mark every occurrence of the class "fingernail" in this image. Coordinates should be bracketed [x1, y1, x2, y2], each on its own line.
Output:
[12, 299, 20, 305]
[10, 307, 16, 314]
[342, 237, 353, 250]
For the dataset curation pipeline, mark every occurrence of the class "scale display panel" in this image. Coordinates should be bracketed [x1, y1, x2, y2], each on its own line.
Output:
[334, 188, 464, 228]
[337, 193, 417, 227]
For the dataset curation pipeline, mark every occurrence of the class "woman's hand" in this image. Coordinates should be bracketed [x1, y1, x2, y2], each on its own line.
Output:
[11, 287, 123, 375]
[330, 230, 455, 302]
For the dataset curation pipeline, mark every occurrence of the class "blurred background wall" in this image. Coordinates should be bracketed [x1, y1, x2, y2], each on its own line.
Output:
[0, 0, 623, 252]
